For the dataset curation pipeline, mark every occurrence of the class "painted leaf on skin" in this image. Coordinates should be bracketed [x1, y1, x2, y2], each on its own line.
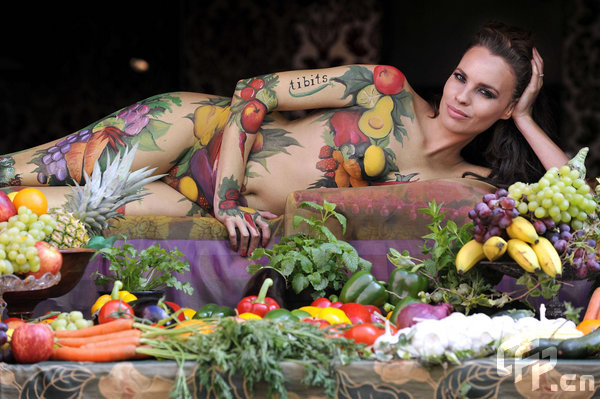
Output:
[332, 65, 374, 100]
[131, 119, 171, 152]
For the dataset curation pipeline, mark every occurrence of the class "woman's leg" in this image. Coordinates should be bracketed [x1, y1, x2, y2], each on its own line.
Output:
[0, 91, 224, 187]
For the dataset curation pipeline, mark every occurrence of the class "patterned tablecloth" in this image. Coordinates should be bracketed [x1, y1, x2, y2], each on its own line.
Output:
[2, 358, 600, 398]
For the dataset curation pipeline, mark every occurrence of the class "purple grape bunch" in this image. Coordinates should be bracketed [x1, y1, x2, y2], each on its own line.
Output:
[468, 188, 520, 243]
[0, 322, 13, 363]
[545, 223, 599, 279]
[116, 103, 151, 135]
[36, 129, 92, 184]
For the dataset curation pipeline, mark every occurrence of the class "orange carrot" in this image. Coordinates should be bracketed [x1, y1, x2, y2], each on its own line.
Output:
[584, 287, 600, 321]
[55, 329, 142, 348]
[80, 335, 142, 349]
[51, 344, 138, 362]
[53, 319, 134, 338]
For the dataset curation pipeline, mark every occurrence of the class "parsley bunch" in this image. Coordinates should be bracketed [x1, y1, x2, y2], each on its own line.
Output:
[248, 200, 371, 299]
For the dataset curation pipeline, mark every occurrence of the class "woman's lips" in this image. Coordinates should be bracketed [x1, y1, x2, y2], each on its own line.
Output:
[447, 104, 468, 119]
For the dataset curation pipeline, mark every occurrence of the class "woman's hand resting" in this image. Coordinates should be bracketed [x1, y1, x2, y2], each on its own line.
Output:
[216, 206, 278, 256]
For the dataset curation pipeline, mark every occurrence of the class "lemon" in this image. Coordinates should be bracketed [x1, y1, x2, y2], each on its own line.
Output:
[356, 84, 382, 108]
[179, 176, 199, 202]
[364, 145, 386, 177]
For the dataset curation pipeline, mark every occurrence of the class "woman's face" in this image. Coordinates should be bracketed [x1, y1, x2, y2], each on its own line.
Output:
[439, 46, 517, 136]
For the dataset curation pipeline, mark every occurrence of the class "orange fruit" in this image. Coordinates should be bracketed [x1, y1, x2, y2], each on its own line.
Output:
[576, 319, 600, 335]
[13, 188, 48, 216]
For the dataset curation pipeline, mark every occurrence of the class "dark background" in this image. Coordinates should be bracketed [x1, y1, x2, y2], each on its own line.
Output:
[1, 0, 598, 175]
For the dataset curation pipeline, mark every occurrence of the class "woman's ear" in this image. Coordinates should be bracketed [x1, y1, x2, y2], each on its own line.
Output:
[501, 101, 517, 120]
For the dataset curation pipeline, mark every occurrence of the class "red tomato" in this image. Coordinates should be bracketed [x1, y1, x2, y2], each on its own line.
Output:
[98, 300, 134, 324]
[340, 303, 371, 324]
[311, 298, 332, 308]
[344, 323, 385, 346]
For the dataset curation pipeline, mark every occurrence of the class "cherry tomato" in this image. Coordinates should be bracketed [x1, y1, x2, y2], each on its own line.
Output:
[344, 323, 385, 346]
[311, 298, 332, 308]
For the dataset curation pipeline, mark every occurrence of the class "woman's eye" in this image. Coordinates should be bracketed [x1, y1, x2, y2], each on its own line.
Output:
[478, 88, 496, 99]
[453, 72, 465, 82]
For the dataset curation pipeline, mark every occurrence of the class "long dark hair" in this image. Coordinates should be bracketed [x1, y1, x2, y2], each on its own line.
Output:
[439, 22, 559, 187]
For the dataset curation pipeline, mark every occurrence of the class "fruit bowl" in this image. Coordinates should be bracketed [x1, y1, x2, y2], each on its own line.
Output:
[0, 248, 97, 319]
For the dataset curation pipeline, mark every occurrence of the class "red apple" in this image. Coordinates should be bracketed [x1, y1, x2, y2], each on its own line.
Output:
[248, 78, 265, 91]
[240, 86, 256, 100]
[240, 99, 267, 133]
[0, 191, 17, 222]
[26, 241, 62, 279]
[11, 322, 54, 363]
[373, 65, 405, 95]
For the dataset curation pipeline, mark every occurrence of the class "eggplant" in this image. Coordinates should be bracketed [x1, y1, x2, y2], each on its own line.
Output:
[130, 298, 177, 325]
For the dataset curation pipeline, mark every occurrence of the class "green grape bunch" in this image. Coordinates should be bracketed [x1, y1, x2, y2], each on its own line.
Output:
[0, 206, 58, 275]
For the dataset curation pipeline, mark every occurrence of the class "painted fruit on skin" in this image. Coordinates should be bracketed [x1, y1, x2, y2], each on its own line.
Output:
[241, 100, 267, 133]
[240, 86, 256, 101]
[373, 65, 405, 95]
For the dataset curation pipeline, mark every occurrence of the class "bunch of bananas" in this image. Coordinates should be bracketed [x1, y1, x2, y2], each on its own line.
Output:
[456, 216, 563, 278]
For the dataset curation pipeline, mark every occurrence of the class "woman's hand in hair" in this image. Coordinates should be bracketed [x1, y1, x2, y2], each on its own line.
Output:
[512, 47, 545, 126]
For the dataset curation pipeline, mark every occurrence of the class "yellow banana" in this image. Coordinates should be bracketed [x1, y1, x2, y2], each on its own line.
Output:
[456, 239, 486, 274]
[506, 216, 540, 244]
[483, 236, 508, 261]
[507, 238, 541, 273]
[531, 236, 563, 278]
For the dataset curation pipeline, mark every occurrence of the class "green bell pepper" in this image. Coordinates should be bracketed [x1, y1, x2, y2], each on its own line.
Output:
[263, 308, 300, 322]
[339, 270, 387, 307]
[387, 268, 428, 306]
[193, 303, 236, 319]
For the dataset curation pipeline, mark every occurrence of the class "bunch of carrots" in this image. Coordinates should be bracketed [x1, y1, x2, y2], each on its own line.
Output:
[51, 317, 212, 362]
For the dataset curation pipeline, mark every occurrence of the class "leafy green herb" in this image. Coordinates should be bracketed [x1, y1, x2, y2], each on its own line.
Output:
[399, 201, 511, 313]
[248, 200, 371, 299]
[91, 239, 193, 294]
[137, 318, 364, 399]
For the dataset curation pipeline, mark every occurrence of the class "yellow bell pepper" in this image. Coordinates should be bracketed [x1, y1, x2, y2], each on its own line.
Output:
[91, 291, 137, 315]
[298, 305, 350, 325]
[238, 312, 262, 320]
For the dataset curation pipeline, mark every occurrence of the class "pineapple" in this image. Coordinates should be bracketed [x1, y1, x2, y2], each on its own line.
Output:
[46, 209, 90, 248]
[47, 145, 163, 248]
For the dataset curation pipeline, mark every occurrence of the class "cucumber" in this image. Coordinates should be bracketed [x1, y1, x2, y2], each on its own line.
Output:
[492, 308, 535, 320]
[558, 328, 600, 359]
[522, 338, 562, 358]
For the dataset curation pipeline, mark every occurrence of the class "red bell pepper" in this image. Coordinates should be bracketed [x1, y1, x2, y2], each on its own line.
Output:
[98, 281, 134, 324]
[339, 302, 371, 324]
[236, 278, 279, 317]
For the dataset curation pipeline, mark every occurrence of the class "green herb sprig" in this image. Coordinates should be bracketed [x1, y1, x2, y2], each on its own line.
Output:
[248, 200, 371, 299]
[91, 239, 194, 294]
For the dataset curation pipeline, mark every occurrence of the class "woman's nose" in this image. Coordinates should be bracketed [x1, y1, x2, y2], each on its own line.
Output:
[455, 88, 470, 105]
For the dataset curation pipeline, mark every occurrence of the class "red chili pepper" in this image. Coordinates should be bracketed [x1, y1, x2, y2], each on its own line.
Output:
[97, 281, 134, 324]
[236, 278, 279, 317]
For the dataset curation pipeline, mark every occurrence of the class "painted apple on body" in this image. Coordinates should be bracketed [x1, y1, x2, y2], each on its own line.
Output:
[373, 65, 405, 95]
[26, 241, 62, 279]
[240, 100, 267, 133]
[11, 323, 54, 363]
[0, 191, 17, 222]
